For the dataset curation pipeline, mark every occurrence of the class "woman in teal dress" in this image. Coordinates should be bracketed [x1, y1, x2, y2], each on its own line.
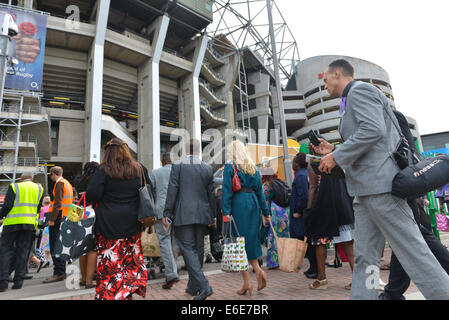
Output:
[261, 167, 290, 269]
[222, 140, 271, 296]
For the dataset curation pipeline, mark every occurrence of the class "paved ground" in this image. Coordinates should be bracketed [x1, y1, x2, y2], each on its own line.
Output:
[1, 232, 448, 300]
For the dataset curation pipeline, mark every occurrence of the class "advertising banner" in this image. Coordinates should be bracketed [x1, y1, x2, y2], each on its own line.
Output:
[0, 7, 47, 92]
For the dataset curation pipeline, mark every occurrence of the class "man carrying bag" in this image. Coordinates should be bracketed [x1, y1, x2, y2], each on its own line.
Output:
[315, 59, 449, 300]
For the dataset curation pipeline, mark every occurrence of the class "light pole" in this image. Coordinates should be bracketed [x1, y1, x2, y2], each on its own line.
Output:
[266, 0, 293, 186]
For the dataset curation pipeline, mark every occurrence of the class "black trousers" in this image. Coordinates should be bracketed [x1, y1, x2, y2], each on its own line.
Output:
[383, 224, 449, 300]
[49, 220, 66, 276]
[295, 236, 317, 273]
[0, 230, 35, 285]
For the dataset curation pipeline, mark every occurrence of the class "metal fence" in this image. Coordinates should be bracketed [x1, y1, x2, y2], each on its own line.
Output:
[0, 157, 40, 167]
[1, 104, 43, 115]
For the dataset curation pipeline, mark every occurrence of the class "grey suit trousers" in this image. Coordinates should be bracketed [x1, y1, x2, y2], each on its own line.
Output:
[351, 193, 449, 300]
[174, 224, 211, 292]
[155, 219, 179, 282]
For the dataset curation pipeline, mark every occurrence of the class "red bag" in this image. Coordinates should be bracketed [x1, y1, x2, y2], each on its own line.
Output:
[336, 243, 349, 263]
[231, 162, 241, 192]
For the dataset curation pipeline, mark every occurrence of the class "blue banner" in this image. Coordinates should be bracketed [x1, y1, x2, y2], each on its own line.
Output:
[0, 7, 47, 91]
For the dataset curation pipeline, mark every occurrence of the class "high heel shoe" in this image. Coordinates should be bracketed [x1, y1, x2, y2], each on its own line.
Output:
[42, 261, 50, 268]
[36, 260, 44, 273]
[236, 285, 253, 296]
[256, 271, 267, 291]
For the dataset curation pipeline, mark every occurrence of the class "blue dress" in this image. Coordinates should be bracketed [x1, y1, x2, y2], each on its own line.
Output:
[222, 163, 270, 260]
[289, 168, 308, 239]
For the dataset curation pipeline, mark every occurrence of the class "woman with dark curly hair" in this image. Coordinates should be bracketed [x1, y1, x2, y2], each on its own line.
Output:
[86, 138, 152, 300]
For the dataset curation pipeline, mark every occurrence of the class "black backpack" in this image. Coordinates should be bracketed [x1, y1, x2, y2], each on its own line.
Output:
[271, 178, 291, 208]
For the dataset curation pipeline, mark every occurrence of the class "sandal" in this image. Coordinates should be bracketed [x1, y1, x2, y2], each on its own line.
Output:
[309, 279, 328, 290]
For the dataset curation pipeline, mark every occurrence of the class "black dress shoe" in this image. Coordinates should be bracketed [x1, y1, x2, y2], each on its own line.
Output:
[193, 287, 213, 300]
[304, 271, 318, 279]
[162, 278, 179, 290]
[12, 282, 23, 290]
[0, 282, 7, 292]
[185, 288, 199, 296]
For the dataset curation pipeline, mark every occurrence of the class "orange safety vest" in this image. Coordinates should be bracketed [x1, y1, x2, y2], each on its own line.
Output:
[49, 177, 74, 217]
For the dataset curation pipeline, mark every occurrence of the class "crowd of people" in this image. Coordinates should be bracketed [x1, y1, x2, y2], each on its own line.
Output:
[1, 59, 449, 300]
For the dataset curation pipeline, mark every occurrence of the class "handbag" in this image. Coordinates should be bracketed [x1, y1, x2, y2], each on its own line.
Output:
[383, 106, 449, 198]
[141, 226, 161, 257]
[137, 165, 157, 228]
[269, 218, 307, 273]
[67, 194, 86, 222]
[53, 216, 96, 262]
[231, 162, 242, 192]
[436, 213, 449, 232]
[221, 217, 248, 272]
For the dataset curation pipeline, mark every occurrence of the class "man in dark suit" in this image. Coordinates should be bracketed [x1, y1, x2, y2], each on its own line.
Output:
[163, 139, 215, 300]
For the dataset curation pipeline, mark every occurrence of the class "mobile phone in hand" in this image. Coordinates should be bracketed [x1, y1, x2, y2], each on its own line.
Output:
[308, 130, 320, 146]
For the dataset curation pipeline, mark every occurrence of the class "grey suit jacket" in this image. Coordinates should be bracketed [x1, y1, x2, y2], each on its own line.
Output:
[149, 164, 172, 220]
[163, 155, 215, 226]
[333, 81, 401, 197]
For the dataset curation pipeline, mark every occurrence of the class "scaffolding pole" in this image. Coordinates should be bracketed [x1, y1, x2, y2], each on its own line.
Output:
[266, 0, 292, 186]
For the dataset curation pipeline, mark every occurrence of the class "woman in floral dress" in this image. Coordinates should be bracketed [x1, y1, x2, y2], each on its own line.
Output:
[87, 138, 153, 300]
[261, 167, 290, 269]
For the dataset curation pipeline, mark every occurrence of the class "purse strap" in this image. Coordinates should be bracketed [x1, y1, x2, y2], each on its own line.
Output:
[268, 216, 307, 244]
[382, 104, 409, 146]
[222, 216, 241, 239]
[138, 164, 148, 188]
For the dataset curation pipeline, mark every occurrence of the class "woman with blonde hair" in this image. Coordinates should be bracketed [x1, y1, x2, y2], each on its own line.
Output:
[222, 140, 270, 296]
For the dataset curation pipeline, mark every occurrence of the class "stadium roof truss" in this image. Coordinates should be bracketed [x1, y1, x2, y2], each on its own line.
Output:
[207, 0, 300, 85]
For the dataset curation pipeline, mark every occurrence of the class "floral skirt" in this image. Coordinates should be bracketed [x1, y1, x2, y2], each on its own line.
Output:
[266, 203, 290, 268]
[95, 233, 147, 300]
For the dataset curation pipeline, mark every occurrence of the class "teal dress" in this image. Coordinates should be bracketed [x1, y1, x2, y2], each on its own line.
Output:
[222, 163, 270, 260]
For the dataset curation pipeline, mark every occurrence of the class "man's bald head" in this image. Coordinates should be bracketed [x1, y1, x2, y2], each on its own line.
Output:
[20, 172, 34, 181]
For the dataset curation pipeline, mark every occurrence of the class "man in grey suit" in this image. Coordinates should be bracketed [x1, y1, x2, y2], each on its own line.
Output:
[163, 139, 215, 300]
[150, 152, 180, 290]
[315, 59, 449, 300]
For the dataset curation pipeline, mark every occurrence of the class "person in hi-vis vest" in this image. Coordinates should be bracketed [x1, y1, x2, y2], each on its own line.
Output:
[43, 166, 74, 284]
[0, 172, 43, 292]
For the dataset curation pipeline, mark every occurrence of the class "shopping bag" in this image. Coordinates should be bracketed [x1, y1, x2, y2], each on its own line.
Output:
[221, 217, 248, 272]
[67, 194, 86, 222]
[39, 226, 50, 252]
[53, 216, 96, 262]
[141, 226, 160, 257]
[269, 219, 307, 273]
[436, 214, 449, 232]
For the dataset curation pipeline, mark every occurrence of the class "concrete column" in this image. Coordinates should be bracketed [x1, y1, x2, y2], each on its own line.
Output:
[84, 0, 110, 163]
[137, 15, 169, 170]
[178, 36, 208, 155]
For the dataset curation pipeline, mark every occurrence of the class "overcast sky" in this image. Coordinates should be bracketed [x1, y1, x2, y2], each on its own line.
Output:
[275, 0, 448, 135]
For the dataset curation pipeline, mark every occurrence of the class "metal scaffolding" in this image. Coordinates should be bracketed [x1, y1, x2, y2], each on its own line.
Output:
[207, 0, 300, 85]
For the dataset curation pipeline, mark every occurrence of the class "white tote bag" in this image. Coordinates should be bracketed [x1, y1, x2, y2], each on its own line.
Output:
[220, 217, 249, 272]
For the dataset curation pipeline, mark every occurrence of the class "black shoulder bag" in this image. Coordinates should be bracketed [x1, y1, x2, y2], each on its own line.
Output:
[137, 165, 157, 228]
[383, 106, 449, 199]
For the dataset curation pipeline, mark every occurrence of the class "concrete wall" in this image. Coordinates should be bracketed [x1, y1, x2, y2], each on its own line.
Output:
[57, 121, 84, 158]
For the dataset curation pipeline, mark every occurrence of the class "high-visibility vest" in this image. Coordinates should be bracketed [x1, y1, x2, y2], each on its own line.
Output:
[4, 180, 43, 228]
[49, 177, 74, 217]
